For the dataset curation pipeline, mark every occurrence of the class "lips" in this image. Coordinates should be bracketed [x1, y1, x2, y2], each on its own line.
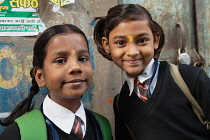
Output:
[124, 59, 140, 64]
[62, 79, 86, 87]
[67, 79, 85, 83]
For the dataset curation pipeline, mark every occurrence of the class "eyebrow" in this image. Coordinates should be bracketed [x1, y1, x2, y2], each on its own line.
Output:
[113, 32, 150, 40]
[136, 32, 150, 38]
[52, 49, 89, 56]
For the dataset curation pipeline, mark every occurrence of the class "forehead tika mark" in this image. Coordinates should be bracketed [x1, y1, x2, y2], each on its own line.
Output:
[70, 50, 76, 55]
[127, 35, 133, 42]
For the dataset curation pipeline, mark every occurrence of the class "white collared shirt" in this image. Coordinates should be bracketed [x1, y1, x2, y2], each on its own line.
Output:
[125, 59, 159, 97]
[43, 95, 86, 135]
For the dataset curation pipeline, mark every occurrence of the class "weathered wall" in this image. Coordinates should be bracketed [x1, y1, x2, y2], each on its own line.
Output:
[196, 0, 210, 75]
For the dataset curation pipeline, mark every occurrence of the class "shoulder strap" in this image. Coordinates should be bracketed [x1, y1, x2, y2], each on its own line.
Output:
[14, 109, 47, 140]
[169, 63, 210, 131]
[93, 112, 112, 140]
[115, 94, 120, 111]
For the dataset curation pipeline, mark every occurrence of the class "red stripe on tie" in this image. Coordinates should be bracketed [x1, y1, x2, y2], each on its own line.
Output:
[74, 121, 80, 134]
[140, 94, 148, 101]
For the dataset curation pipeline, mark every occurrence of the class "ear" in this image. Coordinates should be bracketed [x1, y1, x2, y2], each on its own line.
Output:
[33, 67, 46, 88]
[154, 36, 160, 50]
[102, 37, 111, 54]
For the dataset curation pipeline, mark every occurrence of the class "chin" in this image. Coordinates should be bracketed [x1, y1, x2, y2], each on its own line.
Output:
[126, 70, 142, 78]
[126, 73, 138, 78]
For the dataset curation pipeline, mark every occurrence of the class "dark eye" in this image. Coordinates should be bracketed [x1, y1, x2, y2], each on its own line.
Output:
[116, 41, 126, 45]
[55, 58, 66, 64]
[137, 38, 148, 43]
[78, 56, 88, 62]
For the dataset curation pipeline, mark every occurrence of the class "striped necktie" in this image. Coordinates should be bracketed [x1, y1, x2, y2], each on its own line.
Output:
[135, 78, 149, 102]
[71, 116, 84, 138]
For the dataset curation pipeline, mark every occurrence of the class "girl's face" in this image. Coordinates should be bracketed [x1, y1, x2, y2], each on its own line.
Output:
[102, 20, 159, 78]
[35, 33, 93, 105]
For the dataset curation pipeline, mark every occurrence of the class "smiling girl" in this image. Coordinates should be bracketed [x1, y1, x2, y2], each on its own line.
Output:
[93, 4, 210, 140]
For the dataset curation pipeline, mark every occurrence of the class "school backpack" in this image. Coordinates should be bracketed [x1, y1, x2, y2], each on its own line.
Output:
[14, 109, 112, 140]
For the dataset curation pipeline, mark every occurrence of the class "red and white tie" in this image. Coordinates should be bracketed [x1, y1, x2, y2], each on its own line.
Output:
[72, 116, 84, 138]
[135, 78, 148, 102]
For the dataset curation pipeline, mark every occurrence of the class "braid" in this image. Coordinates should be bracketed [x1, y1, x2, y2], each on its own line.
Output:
[0, 68, 39, 126]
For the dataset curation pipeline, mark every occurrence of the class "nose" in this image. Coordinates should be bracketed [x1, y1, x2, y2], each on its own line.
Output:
[126, 43, 139, 57]
[68, 61, 83, 74]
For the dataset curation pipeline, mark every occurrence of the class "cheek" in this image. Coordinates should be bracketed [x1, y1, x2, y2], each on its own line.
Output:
[84, 64, 93, 79]
[110, 48, 124, 59]
[88, 69, 93, 79]
[142, 47, 155, 56]
[43, 68, 62, 83]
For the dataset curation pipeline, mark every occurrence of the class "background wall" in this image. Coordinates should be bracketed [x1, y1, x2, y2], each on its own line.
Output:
[0, 0, 209, 138]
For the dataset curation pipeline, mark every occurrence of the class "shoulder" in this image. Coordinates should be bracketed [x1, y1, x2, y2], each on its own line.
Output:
[159, 61, 206, 79]
[85, 108, 109, 123]
[179, 64, 202, 74]
[14, 109, 47, 140]
[85, 109, 112, 139]
[0, 123, 21, 140]
[178, 64, 207, 82]
[159, 61, 170, 72]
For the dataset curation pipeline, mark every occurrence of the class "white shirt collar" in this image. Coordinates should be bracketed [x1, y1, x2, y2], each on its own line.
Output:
[125, 59, 155, 96]
[43, 95, 86, 134]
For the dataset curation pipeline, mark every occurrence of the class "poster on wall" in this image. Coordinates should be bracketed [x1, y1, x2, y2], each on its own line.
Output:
[50, 0, 75, 6]
[0, 0, 45, 36]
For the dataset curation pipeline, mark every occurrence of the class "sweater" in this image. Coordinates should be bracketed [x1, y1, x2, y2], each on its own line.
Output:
[0, 108, 104, 140]
[114, 61, 210, 140]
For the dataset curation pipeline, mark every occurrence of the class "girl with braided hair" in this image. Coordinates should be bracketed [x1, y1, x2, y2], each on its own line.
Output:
[0, 24, 112, 140]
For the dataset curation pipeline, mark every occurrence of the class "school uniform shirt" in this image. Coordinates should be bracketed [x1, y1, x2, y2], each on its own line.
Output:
[125, 58, 159, 98]
[0, 96, 105, 140]
[43, 95, 87, 135]
[114, 61, 210, 140]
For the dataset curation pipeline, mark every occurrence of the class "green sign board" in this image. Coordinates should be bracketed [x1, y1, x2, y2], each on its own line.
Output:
[0, 0, 45, 36]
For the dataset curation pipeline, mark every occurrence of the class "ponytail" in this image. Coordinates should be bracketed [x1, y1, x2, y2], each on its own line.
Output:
[0, 68, 40, 126]
[153, 20, 165, 59]
[93, 17, 113, 61]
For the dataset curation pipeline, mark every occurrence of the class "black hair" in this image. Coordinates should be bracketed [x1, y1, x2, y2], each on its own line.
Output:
[0, 24, 88, 126]
[93, 4, 165, 60]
